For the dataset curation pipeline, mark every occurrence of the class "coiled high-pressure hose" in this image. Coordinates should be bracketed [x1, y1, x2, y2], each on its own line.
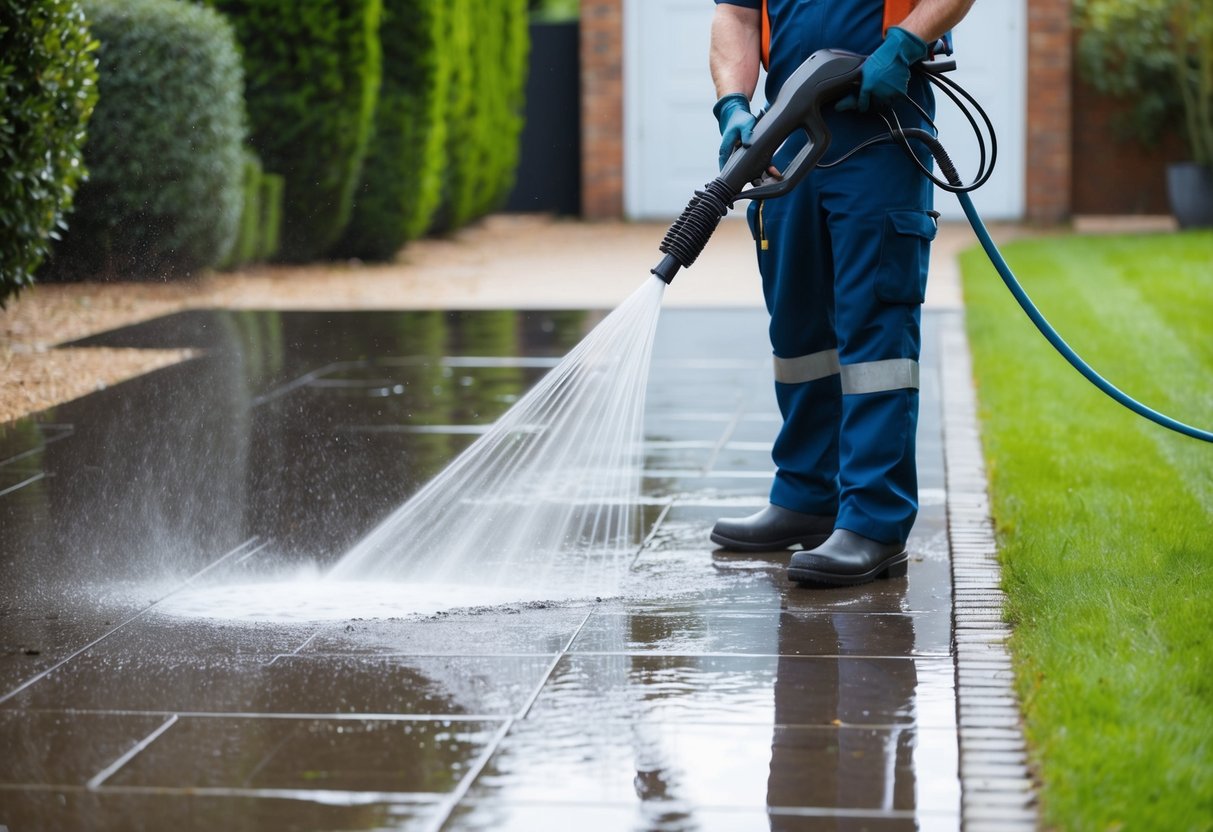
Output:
[896, 70, 1212, 443]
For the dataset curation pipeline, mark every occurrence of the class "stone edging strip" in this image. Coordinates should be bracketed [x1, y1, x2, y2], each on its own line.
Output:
[940, 315, 1040, 831]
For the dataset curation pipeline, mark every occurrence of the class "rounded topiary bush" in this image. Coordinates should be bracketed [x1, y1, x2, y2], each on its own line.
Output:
[45, 0, 246, 280]
[211, 0, 382, 262]
[333, 0, 450, 261]
[0, 0, 98, 304]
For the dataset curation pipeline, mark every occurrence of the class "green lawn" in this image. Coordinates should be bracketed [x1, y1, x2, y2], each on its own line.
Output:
[959, 230, 1213, 831]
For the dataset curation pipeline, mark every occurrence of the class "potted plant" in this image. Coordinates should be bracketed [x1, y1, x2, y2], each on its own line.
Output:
[1164, 0, 1213, 227]
[1075, 0, 1213, 227]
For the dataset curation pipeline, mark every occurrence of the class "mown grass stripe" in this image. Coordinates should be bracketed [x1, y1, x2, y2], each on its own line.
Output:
[960, 230, 1213, 830]
[1050, 241, 1213, 519]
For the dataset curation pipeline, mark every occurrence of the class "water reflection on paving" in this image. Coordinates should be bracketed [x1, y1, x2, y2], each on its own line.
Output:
[0, 307, 960, 830]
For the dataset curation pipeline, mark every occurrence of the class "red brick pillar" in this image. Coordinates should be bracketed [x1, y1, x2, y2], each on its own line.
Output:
[1025, 0, 1072, 223]
[580, 0, 624, 219]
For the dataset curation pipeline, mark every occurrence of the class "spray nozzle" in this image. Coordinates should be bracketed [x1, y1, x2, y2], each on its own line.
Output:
[651, 178, 738, 284]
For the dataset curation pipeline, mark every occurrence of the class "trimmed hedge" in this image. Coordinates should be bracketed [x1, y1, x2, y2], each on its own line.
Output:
[529, 0, 578, 22]
[481, 0, 530, 217]
[434, 0, 529, 232]
[0, 0, 98, 304]
[212, 0, 382, 261]
[225, 153, 263, 268]
[45, 0, 246, 280]
[219, 151, 283, 268]
[334, 0, 450, 260]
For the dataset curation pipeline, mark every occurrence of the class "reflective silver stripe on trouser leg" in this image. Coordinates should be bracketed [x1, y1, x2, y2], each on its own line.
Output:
[772, 349, 841, 384]
[839, 358, 920, 394]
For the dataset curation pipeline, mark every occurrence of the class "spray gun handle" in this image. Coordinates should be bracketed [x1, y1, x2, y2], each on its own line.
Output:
[652, 51, 864, 284]
[740, 131, 828, 201]
[719, 50, 865, 201]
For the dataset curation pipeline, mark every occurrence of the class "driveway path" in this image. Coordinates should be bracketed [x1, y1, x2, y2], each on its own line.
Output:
[0, 216, 1035, 830]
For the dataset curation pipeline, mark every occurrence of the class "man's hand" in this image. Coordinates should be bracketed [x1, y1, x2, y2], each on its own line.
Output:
[836, 26, 928, 113]
[714, 93, 756, 169]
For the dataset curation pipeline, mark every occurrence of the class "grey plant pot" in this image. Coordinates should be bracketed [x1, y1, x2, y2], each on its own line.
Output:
[1166, 162, 1213, 229]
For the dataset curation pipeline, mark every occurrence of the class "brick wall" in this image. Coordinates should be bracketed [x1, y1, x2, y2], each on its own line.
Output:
[1070, 67, 1188, 215]
[1025, 0, 1072, 223]
[580, 0, 1160, 223]
[580, 0, 624, 219]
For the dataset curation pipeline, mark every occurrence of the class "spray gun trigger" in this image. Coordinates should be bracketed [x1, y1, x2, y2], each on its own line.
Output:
[750, 163, 784, 189]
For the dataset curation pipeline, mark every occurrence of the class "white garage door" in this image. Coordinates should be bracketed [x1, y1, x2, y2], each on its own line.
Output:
[932, 1, 1027, 220]
[623, 0, 1026, 221]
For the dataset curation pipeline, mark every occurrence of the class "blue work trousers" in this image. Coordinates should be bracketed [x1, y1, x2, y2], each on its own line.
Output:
[748, 139, 936, 544]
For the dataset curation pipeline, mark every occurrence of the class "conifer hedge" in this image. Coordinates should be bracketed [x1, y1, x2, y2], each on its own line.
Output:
[219, 150, 284, 268]
[0, 0, 98, 304]
[211, 0, 382, 262]
[476, 0, 530, 217]
[337, 0, 528, 260]
[44, 0, 246, 280]
[437, 0, 530, 231]
[334, 0, 450, 260]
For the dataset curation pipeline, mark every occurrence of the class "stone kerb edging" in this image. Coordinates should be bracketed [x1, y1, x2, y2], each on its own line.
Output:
[940, 317, 1040, 831]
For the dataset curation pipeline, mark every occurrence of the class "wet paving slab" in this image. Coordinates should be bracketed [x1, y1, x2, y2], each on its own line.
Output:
[470, 720, 959, 813]
[0, 790, 444, 832]
[103, 715, 501, 794]
[522, 653, 957, 729]
[3, 653, 557, 716]
[1, 304, 961, 830]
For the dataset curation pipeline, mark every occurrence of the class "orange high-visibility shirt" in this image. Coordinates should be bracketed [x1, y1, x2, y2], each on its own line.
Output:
[760, 0, 917, 69]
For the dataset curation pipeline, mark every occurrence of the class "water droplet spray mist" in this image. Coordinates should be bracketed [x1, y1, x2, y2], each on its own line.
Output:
[325, 276, 668, 597]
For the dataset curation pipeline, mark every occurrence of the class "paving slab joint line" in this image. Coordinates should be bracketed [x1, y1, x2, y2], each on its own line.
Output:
[0, 537, 263, 705]
[699, 399, 748, 474]
[629, 502, 675, 570]
[940, 316, 1039, 831]
[87, 714, 179, 790]
[420, 610, 596, 832]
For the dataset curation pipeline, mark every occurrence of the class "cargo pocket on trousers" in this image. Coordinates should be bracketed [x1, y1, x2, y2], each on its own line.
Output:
[875, 209, 937, 304]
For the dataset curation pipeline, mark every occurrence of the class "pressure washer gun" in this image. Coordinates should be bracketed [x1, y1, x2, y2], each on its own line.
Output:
[651, 50, 866, 285]
[650, 48, 1213, 444]
[651, 48, 963, 285]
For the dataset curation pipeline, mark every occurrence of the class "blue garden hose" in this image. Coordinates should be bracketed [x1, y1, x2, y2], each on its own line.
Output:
[957, 191, 1213, 443]
[885, 64, 1213, 444]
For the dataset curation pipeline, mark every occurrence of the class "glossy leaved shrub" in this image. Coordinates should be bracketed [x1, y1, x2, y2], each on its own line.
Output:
[0, 0, 98, 302]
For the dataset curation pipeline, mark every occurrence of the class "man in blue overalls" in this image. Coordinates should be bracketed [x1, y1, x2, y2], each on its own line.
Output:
[708, 0, 975, 586]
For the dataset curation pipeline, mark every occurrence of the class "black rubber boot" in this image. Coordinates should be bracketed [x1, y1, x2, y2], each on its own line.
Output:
[710, 504, 835, 552]
[786, 528, 908, 586]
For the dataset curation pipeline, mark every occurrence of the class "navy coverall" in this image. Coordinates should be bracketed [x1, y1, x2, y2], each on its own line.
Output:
[717, 0, 936, 545]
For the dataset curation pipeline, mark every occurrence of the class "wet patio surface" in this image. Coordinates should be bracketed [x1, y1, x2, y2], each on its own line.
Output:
[2, 304, 963, 830]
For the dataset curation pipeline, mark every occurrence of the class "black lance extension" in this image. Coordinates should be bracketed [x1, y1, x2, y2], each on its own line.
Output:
[651, 50, 865, 284]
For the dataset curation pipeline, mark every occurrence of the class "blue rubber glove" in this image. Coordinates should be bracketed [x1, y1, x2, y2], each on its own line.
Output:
[713, 93, 756, 169]
[836, 26, 928, 112]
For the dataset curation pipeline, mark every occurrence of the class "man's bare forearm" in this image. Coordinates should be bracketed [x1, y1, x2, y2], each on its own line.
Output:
[710, 4, 762, 99]
[897, 0, 977, 44]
